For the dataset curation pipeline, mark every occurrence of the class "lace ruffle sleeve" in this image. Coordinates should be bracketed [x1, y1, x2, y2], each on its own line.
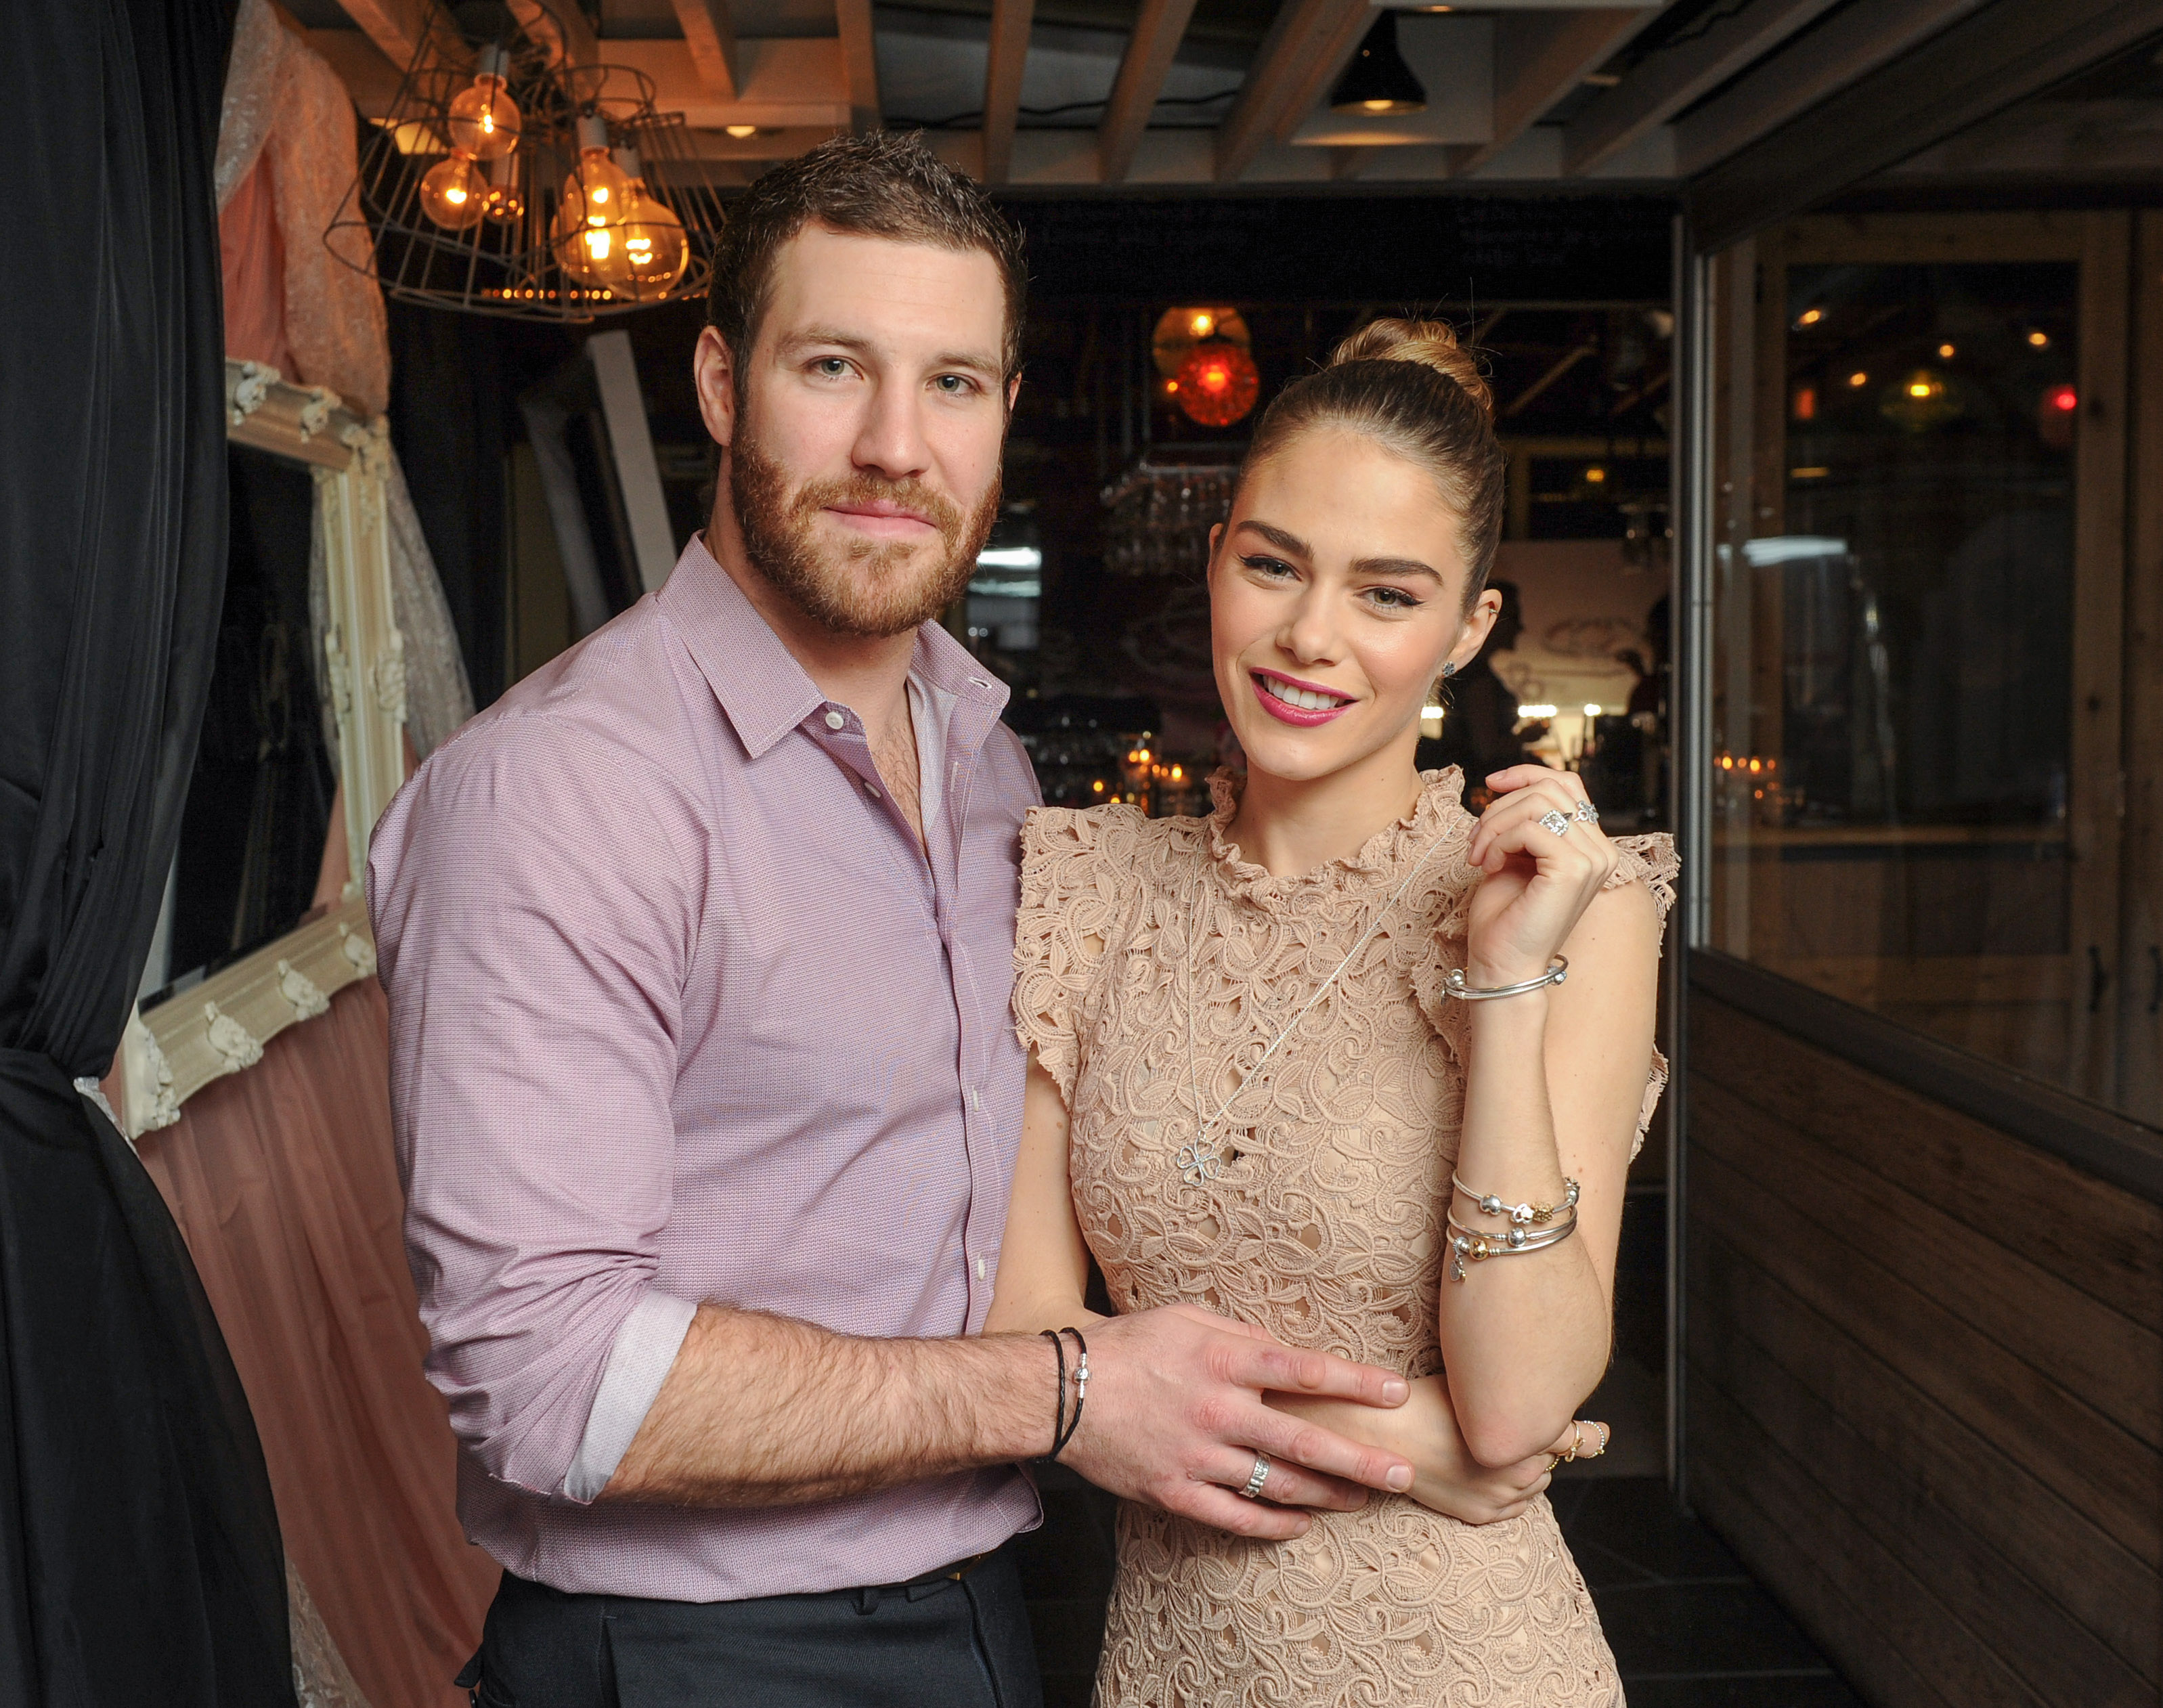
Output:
[1610, 833, 1678, 1157]
[1011, 805, 1141, 1103]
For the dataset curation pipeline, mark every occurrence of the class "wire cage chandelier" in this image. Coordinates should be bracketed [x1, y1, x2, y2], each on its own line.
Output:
[329, 0, 728, 322]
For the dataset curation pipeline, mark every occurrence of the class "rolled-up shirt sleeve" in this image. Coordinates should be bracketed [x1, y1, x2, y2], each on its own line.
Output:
[368, 711, 705, 1502]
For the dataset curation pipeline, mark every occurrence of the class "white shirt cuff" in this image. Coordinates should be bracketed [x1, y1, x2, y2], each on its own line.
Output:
[563, 1290, 699, 1502]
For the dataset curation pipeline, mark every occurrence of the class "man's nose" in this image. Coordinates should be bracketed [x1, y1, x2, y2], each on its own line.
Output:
[852, 380, 933, 482]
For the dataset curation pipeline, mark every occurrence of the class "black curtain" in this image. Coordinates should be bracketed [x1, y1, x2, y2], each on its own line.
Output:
[0, 2, 294, 1703]
[388, 300, 510, 707]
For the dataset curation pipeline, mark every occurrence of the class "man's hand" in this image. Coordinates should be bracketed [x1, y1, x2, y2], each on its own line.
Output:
[1267, 1376, 1592, 1525]
[1059, 1305, 1414, 1541]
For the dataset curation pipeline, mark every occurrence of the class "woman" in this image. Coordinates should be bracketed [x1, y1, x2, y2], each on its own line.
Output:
[987, 320, 1674, 1705]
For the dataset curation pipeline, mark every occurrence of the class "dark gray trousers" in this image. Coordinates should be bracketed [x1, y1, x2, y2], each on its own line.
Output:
[458, 1547, 1045, 1708]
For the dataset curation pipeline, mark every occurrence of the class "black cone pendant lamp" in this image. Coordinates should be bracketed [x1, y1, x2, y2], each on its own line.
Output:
[1330, 11, 1426, 115]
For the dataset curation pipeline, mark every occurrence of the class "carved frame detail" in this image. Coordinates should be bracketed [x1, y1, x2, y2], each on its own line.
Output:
[108, 362, 403, 1139]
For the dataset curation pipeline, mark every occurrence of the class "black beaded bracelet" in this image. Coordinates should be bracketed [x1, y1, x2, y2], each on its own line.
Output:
[1050, 1326, 1089, 1460]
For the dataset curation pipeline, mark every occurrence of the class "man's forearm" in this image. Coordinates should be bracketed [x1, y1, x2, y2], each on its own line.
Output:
[600, 1304, 1055, 1506]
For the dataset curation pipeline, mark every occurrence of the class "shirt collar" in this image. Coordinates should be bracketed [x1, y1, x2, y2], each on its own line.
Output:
[657, 533, 1011, 760]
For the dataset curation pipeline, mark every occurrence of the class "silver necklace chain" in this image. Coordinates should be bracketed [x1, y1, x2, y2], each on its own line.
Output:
[1177, 827, 1443, 1187]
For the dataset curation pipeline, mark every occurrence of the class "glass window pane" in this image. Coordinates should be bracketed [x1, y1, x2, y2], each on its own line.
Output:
[1707, 232, 2148, 1122]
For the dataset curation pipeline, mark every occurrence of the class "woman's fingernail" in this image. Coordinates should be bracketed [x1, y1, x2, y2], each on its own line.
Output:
[1388, 1466, 1414, 1491]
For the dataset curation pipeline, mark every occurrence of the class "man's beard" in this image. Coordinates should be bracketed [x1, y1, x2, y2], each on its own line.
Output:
[729, 426, 1000, 640]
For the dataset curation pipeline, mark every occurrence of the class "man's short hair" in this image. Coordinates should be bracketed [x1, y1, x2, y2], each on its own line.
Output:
[707, 131, 1028, 379]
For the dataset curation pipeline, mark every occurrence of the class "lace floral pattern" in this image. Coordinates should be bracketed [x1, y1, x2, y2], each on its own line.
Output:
[1014, 770, 1676, 1707]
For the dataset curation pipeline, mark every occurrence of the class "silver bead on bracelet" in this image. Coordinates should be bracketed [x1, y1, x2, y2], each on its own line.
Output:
[1451, 1173, 1580, 1227]
[1442, 956, 1569, 1001]
[1446, 1208, 1579, 1282]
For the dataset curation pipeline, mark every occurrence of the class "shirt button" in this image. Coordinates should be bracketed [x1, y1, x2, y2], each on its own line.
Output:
[824, 710, 846, 730]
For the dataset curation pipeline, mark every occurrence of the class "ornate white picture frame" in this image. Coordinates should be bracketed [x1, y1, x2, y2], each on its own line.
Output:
[108, 360, 406, 1139]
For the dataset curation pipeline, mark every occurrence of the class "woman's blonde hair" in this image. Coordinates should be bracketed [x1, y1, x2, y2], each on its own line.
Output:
[1235, 318, 1505, 608]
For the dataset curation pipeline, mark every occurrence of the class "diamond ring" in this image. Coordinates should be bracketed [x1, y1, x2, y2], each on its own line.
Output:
[1240, 1454, 1271, 1499]
[1539, 809, 1571, 837]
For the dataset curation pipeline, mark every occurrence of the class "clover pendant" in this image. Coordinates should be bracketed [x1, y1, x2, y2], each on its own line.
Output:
[1177, 1137, 1224, 1186]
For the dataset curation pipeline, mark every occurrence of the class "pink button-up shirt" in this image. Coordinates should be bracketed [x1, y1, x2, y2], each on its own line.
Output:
[368, 536, 1041, 1602]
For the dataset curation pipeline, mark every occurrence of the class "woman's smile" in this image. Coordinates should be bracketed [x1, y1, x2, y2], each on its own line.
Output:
[1251, 668, 1356, 725]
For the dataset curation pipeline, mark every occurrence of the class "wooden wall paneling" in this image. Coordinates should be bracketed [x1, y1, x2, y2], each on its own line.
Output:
[1690, 999, 2162, 1324]
[1690, 1227, 2160, 1680]
[2120, 210, 2163, 1126]
[1689, 1379, 2038, 1708]
[1691, 1077, 2160, 1445]
[1682, 1468, 1952, 1708]
[1690, 1141, 2159, 1563]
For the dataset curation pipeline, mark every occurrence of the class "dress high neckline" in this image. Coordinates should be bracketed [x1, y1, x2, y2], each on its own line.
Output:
[1200, 766, 1472, 902]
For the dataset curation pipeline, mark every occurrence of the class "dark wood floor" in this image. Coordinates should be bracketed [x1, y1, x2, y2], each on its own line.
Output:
[1011, 1469, 1862, 1706]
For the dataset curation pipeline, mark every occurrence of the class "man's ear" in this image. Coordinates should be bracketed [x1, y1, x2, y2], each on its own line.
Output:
[693, 325, 738, 452]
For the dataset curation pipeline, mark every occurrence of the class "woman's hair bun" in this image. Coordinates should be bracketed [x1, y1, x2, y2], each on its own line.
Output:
[1328, 317, 1493, 422]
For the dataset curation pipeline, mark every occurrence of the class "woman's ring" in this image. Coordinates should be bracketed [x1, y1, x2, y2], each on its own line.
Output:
[1539, 809, 1571, 837]
[1571, 800, 1599, 825]
[1240, 1455, 1271, 1499]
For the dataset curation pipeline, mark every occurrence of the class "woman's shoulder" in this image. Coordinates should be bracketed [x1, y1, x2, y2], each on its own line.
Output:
[1023, 801, 1201, 863]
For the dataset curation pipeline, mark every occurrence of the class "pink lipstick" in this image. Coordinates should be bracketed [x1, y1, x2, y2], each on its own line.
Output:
[1251, 669, 1354, 728]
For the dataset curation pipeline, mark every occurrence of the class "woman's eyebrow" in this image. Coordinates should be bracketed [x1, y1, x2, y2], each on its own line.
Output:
[1352, 555, 1443, 582]
[1235, 519, 1312, 557]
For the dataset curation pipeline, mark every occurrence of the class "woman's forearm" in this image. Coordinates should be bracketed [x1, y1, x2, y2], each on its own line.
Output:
[1267, 1377, 1570, 1524]
[1437, 991, 1614, 1465]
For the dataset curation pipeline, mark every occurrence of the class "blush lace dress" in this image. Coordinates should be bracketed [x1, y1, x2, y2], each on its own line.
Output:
[1013, 769, 1677, 1708]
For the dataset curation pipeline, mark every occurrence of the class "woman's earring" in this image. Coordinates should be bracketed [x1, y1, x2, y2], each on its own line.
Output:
[1440, 662, 1457, 678]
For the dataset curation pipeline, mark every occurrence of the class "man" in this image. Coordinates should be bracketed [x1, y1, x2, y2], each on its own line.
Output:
[370, 133, 1414, 1708]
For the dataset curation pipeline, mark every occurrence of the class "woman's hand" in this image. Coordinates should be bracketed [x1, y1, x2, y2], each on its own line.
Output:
[1463, 765, 1621, 988]
[1266, 1376, 1590, 1525]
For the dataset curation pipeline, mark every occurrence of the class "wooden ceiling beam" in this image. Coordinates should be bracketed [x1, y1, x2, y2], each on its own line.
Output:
[1674, 0, 1989, 176]
[835, 0, 882, 131]
[1215, 0, 1370, 183]
[1563, 0, 1840, 176]
[1098, 0, 1204, 184]
[507, 0, 600, 68]
[328, 0, 467, 72]
[982, 0, 1036, 183]
[671, 0, 741, 97]
[1447, 5, 1659, 179]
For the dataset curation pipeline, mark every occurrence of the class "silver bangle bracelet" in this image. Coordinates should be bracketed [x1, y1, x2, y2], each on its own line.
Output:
[1446, 1208, 1579, 1282]
[1442, 957, 1569, 1001]
[1451, 1173, 1580, 1228]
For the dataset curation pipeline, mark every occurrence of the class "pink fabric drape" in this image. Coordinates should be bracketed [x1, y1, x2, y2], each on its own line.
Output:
[219, 154, 291, 378]
[138, 980, 497, 1708]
